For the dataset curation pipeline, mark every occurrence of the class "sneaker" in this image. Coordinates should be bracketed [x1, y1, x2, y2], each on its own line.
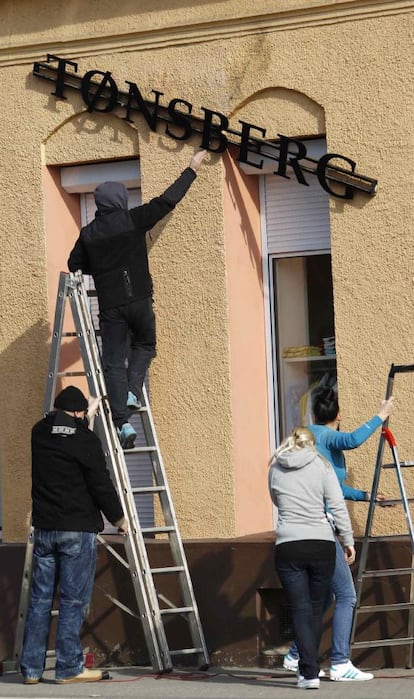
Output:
[283, 652, 299, 672]
[283, 654, 325, 678]
[330, 660, 374, 681]
[297, 675, 320, 690]
[22, 677, 40, 685]
[127, 391, 142, 411]
[117, 422, 137, 449]
[56, 668, 104, 684]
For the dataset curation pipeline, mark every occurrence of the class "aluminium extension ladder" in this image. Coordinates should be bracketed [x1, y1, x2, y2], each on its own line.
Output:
[13, 271, 209, 673]
[350, 363, 414, 668]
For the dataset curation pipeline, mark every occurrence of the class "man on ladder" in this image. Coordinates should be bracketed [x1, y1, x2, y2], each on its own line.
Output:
[67, 149, 207, 449]
[20, 386, 127, 685]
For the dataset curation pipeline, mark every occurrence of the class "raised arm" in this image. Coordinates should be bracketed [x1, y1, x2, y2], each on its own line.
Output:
[130, 150, 207, 231]
[323, 397, 394, 451]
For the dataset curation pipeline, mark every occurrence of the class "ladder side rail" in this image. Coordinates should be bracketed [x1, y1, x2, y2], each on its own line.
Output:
[98, 420, 173, 672]
[74, 279, 174, 669]
[69, 275, 171, 671]
[389, 442, 414, 551]
[44, 272, 70, 412]
[351, 369, 395, 646]
[70, 276, 124, 460]
[406, 552, 414, 669]
[69, 275, 106, 399]
[74, 275, 183, 671]
[69, 277, 131, 466]
[12, 528, 35, 667]
[13, 273, 70, 668]
[350, 430, 387, 648]
[376, 372, 414, 548]
[140, 386, 210, 665]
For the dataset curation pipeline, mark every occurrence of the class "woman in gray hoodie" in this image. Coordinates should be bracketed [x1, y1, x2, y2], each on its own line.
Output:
[268, 426, 354, 690]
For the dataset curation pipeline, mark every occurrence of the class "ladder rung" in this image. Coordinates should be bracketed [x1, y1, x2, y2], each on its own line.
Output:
[160, 606, 194, 615]
[141, 526, 175, 534]
[131, 486, 166, 494]
[353, 637, 414, 649]
[366, 534, 411, 543]
[124, 446, 157, 454]
[61, 332, 79, 337]
[56, 371, 85, 377]
[169, 648, 205, 656]
[374, 498, 414, 505]
[359, 567, 414, 578]
[150, 566, 185, 574]
[357, 602, 414, 613]
[383, 461, 414, 468]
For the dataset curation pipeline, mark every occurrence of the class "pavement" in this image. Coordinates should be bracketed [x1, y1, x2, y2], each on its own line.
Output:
[1, 665, 414, 699]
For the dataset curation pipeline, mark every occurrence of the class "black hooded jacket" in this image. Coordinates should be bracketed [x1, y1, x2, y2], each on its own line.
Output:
[31, 410, 124, 532]
[68, 168, 197, 310]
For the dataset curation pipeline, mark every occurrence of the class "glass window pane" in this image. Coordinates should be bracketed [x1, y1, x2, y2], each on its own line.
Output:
[273, 254, 337, 437]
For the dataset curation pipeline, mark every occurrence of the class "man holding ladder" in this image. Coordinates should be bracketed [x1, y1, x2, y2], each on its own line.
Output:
[20, 386, 127, 685]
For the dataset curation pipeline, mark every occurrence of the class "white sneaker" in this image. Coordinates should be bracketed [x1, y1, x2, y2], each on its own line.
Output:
[297, 675, 320, 690]
[283, 654, 325, 678]
[330, 660, 374, 681]
[283, 653, 299, 672]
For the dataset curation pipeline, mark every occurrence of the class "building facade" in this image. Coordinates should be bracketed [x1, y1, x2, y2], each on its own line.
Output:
[0, 0, 413, 553]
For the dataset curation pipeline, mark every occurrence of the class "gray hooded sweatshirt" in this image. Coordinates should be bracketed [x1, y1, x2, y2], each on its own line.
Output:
[268, 447, 354, 547]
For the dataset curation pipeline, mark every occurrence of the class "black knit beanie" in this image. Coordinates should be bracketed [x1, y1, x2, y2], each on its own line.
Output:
[54, 386, 88, 412]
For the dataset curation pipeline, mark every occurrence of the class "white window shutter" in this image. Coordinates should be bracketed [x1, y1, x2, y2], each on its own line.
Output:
[262, 139, 331, 255]
[264, 174, 330, 254]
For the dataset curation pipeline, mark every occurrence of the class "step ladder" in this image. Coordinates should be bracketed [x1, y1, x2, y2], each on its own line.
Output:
[13, 270, 209, 673]
[350, 363, 414, 668]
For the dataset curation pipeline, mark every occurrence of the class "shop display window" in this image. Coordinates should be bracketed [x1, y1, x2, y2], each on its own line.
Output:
[272, 253, 336, 438]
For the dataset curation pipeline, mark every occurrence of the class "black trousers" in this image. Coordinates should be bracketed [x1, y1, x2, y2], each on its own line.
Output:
[275, 542, 335, 680]
[100, 297, 156, 428]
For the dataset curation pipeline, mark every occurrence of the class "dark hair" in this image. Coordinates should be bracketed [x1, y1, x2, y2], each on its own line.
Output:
[311, 386, 339, 424]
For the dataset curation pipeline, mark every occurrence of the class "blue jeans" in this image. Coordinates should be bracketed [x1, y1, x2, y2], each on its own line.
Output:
[20, 530, 97, 681]
[288, 537, 356, 665]
[275, 546, 335, 680]
[100, 297, 156, 428]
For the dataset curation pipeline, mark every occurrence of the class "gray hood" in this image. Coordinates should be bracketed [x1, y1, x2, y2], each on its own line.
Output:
[277, 447, 318, 471]
[94, 181, 128, 213]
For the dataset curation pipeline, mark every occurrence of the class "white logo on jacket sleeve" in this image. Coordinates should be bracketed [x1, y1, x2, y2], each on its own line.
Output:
[51, 426, 77, 436]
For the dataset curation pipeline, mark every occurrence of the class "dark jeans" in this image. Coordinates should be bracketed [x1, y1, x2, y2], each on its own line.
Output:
[275, 546, 335, 680]
[100, 297, 156, 428]
[288, 537, 356, 664]
[20, 529, 97, 681]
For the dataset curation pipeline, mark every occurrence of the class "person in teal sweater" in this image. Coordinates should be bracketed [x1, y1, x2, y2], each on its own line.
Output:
[284, 385, 394, 681]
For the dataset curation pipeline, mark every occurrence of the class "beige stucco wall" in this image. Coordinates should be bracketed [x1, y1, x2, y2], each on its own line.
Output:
[0, 1, 412, 541]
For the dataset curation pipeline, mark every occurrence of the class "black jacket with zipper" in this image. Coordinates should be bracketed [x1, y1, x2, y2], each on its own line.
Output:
[67, 167, 197, 311]
[31, 410, 124, 533]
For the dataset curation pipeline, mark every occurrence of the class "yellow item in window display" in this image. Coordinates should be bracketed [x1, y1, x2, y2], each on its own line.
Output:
[283, 345, 321, 358]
